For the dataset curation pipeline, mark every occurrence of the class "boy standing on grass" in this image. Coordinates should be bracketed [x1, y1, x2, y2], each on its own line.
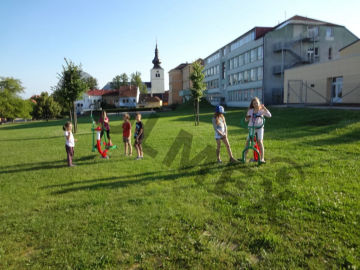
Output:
[134, 113, 144, 160]
[122, 113, 132, 156]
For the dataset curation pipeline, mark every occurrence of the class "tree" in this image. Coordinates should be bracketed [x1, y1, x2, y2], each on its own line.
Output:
[119, 73, 129, 86]
[53, 58, 88, 133]
[84, 76, 98, 90]
[0, 77, 32, 120]
[130, 71, 147, 94]
[0, 77, 24, 94]
[110, 75, 122, 89]
[111, 73, 129, 89]
[190, 61, 206, 126]
[32, 92, 61, 120]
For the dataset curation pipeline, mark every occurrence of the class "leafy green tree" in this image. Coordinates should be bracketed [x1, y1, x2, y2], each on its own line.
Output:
[119, 73, 129, 86]
[190, 61, 206, 126]
[53, 58, 88, 133]
[32, 92, 61, 120]
[131, 71, 147, 94]
[0, 77, 32, 120]
[0, 77, 24, 94]
[110, 75, 122, 89]
[84, 76, 98, 90]
[111, 73, 129, 89]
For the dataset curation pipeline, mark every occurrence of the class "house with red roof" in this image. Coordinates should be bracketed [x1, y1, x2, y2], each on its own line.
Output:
[75, 85, 140, 113]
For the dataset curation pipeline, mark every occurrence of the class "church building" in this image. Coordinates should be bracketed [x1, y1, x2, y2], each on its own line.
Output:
[150, 43, 165, 95]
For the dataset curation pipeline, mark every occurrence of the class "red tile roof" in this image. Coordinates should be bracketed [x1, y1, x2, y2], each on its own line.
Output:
[102, 85, 138, 97]
[274, 15, 342, 29]
[87, 89, 109, 96]
[88, 85, 138, 97]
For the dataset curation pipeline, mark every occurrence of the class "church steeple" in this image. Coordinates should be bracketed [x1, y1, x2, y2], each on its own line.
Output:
[152, 43, 162, 69]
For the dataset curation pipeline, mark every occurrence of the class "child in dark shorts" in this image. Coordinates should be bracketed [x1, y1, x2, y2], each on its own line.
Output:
[122, 113, 132, 156]
[134, 113, 144, 160]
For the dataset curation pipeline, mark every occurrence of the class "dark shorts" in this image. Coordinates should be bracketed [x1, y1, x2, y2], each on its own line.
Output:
[100, 130, 110, 139]
[134, 136, 143, 146]
[123, 137, 131, 143]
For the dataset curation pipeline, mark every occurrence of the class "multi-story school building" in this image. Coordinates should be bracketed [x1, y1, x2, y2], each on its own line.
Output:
[203, 15, 358, 106]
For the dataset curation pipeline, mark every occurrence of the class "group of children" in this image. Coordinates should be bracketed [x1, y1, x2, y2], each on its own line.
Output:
[63, 96, 271, 167]
[212, 96, 272, 164]
[63, 111, 144, 167]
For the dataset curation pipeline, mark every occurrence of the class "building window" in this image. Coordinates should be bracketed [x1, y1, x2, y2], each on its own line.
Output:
[239, 72, 243, 83]
[230, 59, 233, 70]
[257, 67, 263, 81]
[244, 70, 249, 82]
[234, 57, 238, 68]
[222, 62, 226, 79]
[257, 46, 263, 60]
[328, 47, 332, 60]
[251, 49, 257, 62]
[250, 68, 257, 81]
[326, 27, 334, 38]
[239, 54, 244, 66]
[244, 52, 250, 65]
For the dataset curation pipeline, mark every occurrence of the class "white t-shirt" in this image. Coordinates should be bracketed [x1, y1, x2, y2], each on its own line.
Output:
[247, 108, 271, 127]
[64, 131, 75, 147]
[212, 116, 227, 139]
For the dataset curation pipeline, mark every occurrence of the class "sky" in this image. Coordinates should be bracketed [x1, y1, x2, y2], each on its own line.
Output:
[1, 0, 359, 98]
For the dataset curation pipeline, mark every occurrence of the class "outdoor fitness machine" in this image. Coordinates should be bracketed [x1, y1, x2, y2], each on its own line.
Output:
[90, 110, 116, 158]
[240, 113, 265, 165]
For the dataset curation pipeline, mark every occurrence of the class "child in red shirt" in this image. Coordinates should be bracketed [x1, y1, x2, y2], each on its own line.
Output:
[122, 113, 132, 156]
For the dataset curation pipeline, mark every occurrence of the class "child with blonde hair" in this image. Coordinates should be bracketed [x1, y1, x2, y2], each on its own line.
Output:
[244, 97, 271, 163]
[212, 105, 237, 163]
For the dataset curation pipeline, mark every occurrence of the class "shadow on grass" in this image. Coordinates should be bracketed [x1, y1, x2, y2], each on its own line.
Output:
[0, 119, 65, 130]
[304, 127, 360, 146]
[0, 135, 64, 142]
[45, 161, 242, 195]
[0, 155, 97, 174]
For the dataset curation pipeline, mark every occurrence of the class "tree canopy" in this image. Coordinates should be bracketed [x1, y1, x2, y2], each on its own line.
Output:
[0, 77, 32, 120]
[190, 61, 206, 126]
[53, 58, 88, 132]
[32, 92, 61, 120]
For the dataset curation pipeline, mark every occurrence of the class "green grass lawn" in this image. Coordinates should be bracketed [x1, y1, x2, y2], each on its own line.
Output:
[0, 103, 359, 269]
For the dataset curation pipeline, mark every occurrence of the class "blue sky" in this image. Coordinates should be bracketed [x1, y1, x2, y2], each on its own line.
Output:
[1, 0, 359, 98]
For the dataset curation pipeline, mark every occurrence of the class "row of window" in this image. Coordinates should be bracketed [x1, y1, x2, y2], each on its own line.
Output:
[227, 88, 262, 102]
[229, 46, 263, 70]
[230, 31, 255, 51]
[207, 52, 220, 64]
[121, 98, 136, 103]
[206, 79, 219, 89]
[204, 65, 220, 77]
[228, 67, 263, 86]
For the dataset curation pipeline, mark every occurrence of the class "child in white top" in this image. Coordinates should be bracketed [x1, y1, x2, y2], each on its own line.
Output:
[244, 97, 271, 163]
[63, 121, 76, 167]
[212, 105, 237, 163]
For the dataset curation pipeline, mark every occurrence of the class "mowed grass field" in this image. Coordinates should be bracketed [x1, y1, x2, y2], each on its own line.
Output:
[0, 102, 359, 269]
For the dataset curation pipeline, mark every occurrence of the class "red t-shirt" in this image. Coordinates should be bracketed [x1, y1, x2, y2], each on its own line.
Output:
[122, 121, 131, 137]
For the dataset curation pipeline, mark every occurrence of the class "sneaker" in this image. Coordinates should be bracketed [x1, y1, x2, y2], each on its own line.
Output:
[136, 157, 141, 160]
[69, 164, 76, 167]
[217, 159, 222, 164]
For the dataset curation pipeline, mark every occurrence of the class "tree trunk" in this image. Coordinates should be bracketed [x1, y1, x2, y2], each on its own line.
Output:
[193, 99, 197, 126]
[69, 103, 73, 132]
[196, 99, 200, 126]
[73, 102, 77, 134]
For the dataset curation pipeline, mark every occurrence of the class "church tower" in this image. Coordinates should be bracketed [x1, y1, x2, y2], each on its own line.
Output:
[150, 43, 165, 95]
